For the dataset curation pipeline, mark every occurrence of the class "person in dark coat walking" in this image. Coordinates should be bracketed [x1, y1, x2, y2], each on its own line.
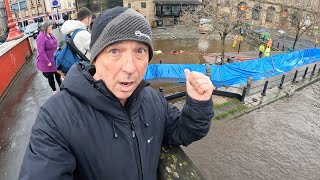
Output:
[36, 21, 61, 95]
[19, 7, 214, 180]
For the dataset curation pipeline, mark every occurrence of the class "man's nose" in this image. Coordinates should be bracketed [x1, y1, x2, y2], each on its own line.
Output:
[121, 52, 137, 73]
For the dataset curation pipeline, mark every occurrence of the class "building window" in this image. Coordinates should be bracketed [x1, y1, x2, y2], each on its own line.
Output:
[38, 7, 42, 13]
[171, 5, 181, 16]
[155, 4, 161, 15]
[128, 3, 131, 8]
[188, 5, 196, 12]
[252, 5, 261, 21]
[141, 2, 146, 8]
[237, 1, 247, 18]
[162, 5, 171, 15]
[68, 2, 72, 8]
[32, 8, 36, 15]
[155, 4, 185, 16]
[223, 0, 230, 6]
[265, 6, 275, 23]
[25, 10, 29, 17]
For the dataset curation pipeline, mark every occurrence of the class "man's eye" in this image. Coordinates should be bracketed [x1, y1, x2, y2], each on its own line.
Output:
[109, 49, 120, 54]
[137, 48, 147, 53]
[111, 49, 118, 53]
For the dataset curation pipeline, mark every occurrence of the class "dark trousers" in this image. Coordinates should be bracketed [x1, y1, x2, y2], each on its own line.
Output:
[42, 72, 61, 91]
[259, 51, 263, 58]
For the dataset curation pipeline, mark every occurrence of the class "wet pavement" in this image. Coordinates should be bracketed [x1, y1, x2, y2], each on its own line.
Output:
[0, 27, 319, 180]
[0, 55, 51, 179]
[0, 29, 63, 180]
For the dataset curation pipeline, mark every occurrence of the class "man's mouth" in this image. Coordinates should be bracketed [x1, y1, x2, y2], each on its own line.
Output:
[120, 82, 133, 87]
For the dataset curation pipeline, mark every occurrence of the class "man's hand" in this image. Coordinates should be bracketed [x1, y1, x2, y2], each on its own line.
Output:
[48, 62, 52, 67]
[184, 69, 214, 101]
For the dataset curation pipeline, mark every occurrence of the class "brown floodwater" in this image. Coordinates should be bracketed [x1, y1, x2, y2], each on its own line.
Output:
[150, 37, 257, 64]
[183, 82, 320, 180]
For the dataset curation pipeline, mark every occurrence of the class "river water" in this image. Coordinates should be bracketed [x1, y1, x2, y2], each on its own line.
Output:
[183, 81, 320, 180]
[151, 36, 256, 64]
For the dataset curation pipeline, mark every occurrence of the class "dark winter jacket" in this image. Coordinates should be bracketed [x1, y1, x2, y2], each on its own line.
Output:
[19, 62, 214, 180]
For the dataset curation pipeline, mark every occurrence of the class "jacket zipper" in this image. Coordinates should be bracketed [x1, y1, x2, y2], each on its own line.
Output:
[93, 84, 143, 179]
[124, 110, 143, 180]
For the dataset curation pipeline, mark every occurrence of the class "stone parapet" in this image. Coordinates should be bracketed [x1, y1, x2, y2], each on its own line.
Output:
[0, 36, 32, 100]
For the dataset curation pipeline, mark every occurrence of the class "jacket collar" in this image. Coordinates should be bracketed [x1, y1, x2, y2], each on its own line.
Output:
[62, 62, 149, 118]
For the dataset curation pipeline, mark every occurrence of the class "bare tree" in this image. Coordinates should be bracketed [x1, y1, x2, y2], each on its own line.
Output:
[178, 0, 249, 64]
[287, 3, 318, 50]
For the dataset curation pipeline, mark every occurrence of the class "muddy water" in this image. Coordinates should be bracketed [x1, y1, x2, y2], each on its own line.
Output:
[150, 37, 257, 64]
[184, 82, 320, 180]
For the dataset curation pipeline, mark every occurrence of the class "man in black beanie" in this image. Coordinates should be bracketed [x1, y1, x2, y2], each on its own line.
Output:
[19, 7, 214, 180]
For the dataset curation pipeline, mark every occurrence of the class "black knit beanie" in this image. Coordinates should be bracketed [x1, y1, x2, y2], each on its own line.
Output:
[90, 6, 153, 63]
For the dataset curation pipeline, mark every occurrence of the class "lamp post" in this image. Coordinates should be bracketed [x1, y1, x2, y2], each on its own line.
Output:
[4, 0, 23, 41]
[17, 0, 24, 30]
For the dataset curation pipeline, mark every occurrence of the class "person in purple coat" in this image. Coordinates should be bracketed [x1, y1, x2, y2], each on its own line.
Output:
[36, 21, 61, 95]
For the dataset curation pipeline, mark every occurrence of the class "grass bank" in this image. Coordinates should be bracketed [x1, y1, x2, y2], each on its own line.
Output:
[213, 98, 249, 121]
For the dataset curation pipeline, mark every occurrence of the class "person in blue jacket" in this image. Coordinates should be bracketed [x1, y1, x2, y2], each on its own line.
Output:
[19, 7, 214, 180]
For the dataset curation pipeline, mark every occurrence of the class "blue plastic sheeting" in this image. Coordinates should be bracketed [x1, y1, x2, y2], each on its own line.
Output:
[144, 64, 206, 79]
[144, 48, 320, 86]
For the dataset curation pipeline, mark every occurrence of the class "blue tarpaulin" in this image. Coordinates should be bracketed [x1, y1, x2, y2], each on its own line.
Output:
[144, 48, 320, 86]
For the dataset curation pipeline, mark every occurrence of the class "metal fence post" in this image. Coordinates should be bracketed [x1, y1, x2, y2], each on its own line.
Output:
[261, 81, 269, 96]
[206, 64, 211, 79]
[311, 64, 317, 75]
[159, 87, 164, 95]
[278, 75, 285, 89]
[246, 77, 252, 95]
[302, 67, 309, 79]
[292, 70, 298, 83]
[241, 87, 247, 103]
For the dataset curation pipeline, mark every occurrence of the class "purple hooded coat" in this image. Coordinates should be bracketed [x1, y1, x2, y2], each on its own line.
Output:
[36, 31, 58, 72]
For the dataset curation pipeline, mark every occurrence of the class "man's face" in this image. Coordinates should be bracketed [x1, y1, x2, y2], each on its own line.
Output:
[83, 16, 92, 28]
[93, 40, 149, 104]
